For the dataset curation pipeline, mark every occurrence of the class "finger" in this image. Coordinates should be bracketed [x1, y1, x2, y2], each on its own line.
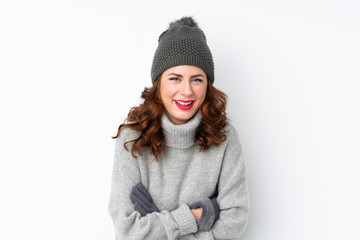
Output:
[136, 183, 154, 203]
[210, 196, 217, 201]
[130, 190, 142, 204]
[210, 197, 220, 221]
[131, 189, 153, 209]
[134, 202, 148, 217]
[189, 200, 202, 209]
[151, 204, 160, 212]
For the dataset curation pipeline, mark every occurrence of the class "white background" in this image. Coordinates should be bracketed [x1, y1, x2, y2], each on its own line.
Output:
[1, 0, 359, 239]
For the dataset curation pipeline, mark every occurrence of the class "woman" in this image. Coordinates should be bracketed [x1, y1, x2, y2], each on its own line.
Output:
[108, 16, 249, 239]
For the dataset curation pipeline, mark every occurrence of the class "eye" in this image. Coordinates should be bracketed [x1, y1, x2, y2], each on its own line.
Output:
[192, 78, 203, 82]
[169, 77, 180, 81]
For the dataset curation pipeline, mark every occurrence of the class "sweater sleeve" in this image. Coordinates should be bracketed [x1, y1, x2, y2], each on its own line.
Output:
[176, 125, 250, 240]
[108, 129, 198, 240]
[210, 125, 250, 239]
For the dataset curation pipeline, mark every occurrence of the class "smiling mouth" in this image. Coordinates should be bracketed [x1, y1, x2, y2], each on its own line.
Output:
[174, 100, 194, 106]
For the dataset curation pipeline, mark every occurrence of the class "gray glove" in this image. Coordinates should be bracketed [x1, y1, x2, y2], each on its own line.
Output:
[189, 196, 220, 231]
[130, 182, 159, 217]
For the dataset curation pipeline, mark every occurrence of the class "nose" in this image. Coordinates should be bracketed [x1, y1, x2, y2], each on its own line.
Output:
[180, 79, 194, 96]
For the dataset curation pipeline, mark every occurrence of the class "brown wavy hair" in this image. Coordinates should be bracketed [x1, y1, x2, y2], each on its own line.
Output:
[111, 75, 229, 162]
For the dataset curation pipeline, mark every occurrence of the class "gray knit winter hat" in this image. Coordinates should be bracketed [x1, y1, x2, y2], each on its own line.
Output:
[151, 16, 214, 85]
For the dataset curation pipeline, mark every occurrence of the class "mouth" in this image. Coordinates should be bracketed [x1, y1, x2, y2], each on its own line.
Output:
[174, 100, 195, 110]
[174, 100, 194, 106]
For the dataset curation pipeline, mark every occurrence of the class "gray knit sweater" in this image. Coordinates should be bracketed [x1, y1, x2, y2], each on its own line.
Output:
[108, 110, 249, 240]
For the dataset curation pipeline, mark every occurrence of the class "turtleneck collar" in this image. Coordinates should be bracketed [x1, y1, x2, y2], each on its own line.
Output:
[161, 110, 202, 149]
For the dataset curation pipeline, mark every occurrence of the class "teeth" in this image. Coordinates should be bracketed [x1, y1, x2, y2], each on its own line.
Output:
[175, 100, 193, 106]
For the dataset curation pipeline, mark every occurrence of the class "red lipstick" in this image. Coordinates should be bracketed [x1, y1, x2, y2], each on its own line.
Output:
[174, 100, 195, 110]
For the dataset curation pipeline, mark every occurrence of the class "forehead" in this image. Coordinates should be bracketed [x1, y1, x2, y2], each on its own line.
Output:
[162, 65, 206, 75]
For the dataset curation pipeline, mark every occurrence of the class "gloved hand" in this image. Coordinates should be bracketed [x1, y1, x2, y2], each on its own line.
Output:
[130, 182, 159, 217]
[189, 196, 220, 231]
[210, 196, 220, 222]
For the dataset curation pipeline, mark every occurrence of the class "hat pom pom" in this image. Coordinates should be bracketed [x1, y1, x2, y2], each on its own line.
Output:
[169, 16, 198, 30]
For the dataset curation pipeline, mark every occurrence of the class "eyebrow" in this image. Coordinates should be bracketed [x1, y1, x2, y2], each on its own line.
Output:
[167, 73, 205, 78]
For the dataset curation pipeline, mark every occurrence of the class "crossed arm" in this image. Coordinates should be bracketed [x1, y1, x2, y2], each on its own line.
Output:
[130, 182, 219, 231]
[108, 128, 249, 239]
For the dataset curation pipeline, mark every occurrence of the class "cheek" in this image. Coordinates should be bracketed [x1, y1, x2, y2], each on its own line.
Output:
[195, 87, 207, 101]
[160, 85, 177, 100]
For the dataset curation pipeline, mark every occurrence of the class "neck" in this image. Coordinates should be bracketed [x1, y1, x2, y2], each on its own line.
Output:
[161, 110, 202, 149]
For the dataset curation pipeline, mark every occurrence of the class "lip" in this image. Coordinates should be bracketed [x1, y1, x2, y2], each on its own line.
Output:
[175, 100, 194, 103]
[174, 100, 195, 110]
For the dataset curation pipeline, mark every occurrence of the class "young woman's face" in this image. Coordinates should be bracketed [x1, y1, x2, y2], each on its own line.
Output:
[159, 65, 208, 125]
